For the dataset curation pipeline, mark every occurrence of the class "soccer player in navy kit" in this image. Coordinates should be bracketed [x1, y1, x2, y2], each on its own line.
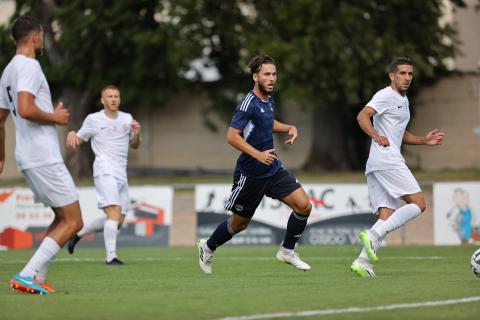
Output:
[198, 54, 312, 274]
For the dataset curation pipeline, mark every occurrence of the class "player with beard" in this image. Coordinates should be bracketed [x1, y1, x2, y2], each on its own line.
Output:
[197, 54, 312, 274]
[351, 57, 445, 277]
[0, 15, 83, 294]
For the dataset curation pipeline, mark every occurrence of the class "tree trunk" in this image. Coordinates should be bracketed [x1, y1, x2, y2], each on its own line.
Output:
[61, 87, 94, 178]
[303, 103, 369, 171]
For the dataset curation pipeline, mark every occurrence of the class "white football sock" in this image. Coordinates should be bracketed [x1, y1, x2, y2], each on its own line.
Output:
[19, 237, 60, 279]
[36, 251, 58, 284]
[78, 217, 106, 237]
[104, 219, 119, 262]
[359, 219, 385, 260]
[371, 203, 421, 238]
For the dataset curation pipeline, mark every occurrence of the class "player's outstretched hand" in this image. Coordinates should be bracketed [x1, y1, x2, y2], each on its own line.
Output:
[54, 102, 70, 126]
[66, 131, 80, 149]
[285, 126, 298, 144]
[425, 129, 445, 145]
[257, 149, 278, 165]
[373, 133, 390, 147]
[131, 119, 141, 135]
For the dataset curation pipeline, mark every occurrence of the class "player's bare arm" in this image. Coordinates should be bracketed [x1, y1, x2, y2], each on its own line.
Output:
[227, 127, 277, 165]
[66, 131, 84, 149]
[273, 120, 298, 144]
[0, 108, 10, 174]
[403, 129, 445, 145]
[18, 92, 69, 125]
[357, 106, 390, 147]
[130, 119, 142, 149]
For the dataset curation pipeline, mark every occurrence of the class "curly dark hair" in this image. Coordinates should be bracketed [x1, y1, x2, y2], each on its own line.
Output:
[248, 54, 275, 75]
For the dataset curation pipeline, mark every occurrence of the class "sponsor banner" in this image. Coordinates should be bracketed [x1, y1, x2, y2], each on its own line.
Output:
[196, 184, 375, 245]
[0, 186, 173, 249]
[433, 182, 480, 245]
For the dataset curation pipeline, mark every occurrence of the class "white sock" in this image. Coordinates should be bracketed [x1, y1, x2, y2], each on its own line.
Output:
[104, 219, 119, 262]
[359, 219, 385, 260]
[372, 203, 421, 238]
[19, 237, 60, 279]
[78, 217, 106, 237]
[36, 251, 58, 284]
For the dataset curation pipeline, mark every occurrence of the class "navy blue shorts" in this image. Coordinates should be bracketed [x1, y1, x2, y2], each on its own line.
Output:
[224, 167, 301, 218]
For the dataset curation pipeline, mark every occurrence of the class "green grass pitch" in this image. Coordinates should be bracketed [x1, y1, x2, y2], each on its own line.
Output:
[1, 245, 479, 320]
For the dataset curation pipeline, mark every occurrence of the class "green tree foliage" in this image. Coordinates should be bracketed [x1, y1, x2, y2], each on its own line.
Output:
[0, 0, 463, 174]
[0, 0, 203, 176]
[196, 0, 463, 170]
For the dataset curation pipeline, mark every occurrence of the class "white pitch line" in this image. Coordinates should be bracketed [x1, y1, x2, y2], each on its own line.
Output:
[216, 296, 480, 320]
[0, 256, 445, 264]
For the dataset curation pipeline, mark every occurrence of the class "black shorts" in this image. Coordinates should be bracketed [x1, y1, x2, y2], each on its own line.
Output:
[224, 167, 301, 218]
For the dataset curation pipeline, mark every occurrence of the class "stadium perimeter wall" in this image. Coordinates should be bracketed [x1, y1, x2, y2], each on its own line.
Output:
[170, 187, 435, 247]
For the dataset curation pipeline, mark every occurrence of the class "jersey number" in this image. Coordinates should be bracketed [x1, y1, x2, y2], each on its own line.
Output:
[6, 86, 16, 116]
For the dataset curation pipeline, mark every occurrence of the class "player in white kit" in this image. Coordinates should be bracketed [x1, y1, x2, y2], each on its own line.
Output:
[66, 85, 141, 265]
[351, 57, 445, 277]
[0, 16, 83, 294]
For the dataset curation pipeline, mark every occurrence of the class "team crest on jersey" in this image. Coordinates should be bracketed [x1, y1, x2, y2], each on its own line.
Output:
[260, 108, 265, 113]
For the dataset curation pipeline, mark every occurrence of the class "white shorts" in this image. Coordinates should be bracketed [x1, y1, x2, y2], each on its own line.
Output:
[22, 162, 79, 208]
[367, 168, 421, 214]
[94, 175, 129, 215]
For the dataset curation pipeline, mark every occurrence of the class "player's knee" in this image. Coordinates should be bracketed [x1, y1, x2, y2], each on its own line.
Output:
[295, 201, 312, 216]
[231, 222, 249, 233]
[68, 215, 83, 233]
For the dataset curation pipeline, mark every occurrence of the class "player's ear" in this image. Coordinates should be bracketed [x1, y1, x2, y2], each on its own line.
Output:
[388, 72, 394, 82]
[252, 72, 258, 83]
[31, 30, 40, 44]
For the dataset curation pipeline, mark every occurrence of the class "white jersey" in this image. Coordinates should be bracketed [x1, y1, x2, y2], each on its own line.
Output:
[365, 86, 410, 174]
[77, 110, 133, 181]
[0, 55, 63, 170]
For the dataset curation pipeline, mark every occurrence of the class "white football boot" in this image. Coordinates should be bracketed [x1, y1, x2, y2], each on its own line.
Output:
[351, 257, 376, 278]
[198, 239, 214, 274]
[276, 246, 311, 271]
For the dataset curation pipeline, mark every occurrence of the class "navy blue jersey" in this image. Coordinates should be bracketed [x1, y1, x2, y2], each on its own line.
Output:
[229, 91, 281, 178]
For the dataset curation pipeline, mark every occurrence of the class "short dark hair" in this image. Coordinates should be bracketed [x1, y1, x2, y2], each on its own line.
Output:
[11, 15, 42, 44]
[389, 57, 413, 73]
[248, 54, 275, 75]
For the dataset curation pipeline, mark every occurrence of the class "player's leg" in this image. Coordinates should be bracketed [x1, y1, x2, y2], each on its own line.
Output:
[198, 170, 264, 274]
[67, 175, 116, 254]
[85, 175, 125, 264]
[103, 178, 128, 265]
[103, 204, 124, 265]
[269, 168, 312, 270]
[10, 163, 82, 294]
[35, 202, 83, 292]
[362, 169, 423, 262]
[354, 173, 395, 272]
[12, 201, 82, 294]
[371, 189, 424, 239]
[68, 216, 106, 254]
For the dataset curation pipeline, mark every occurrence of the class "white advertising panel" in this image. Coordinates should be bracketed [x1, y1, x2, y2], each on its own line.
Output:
[0, 186, 173, 249]
[196, 183, 374, 245]
[434, 182, 480, 245]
